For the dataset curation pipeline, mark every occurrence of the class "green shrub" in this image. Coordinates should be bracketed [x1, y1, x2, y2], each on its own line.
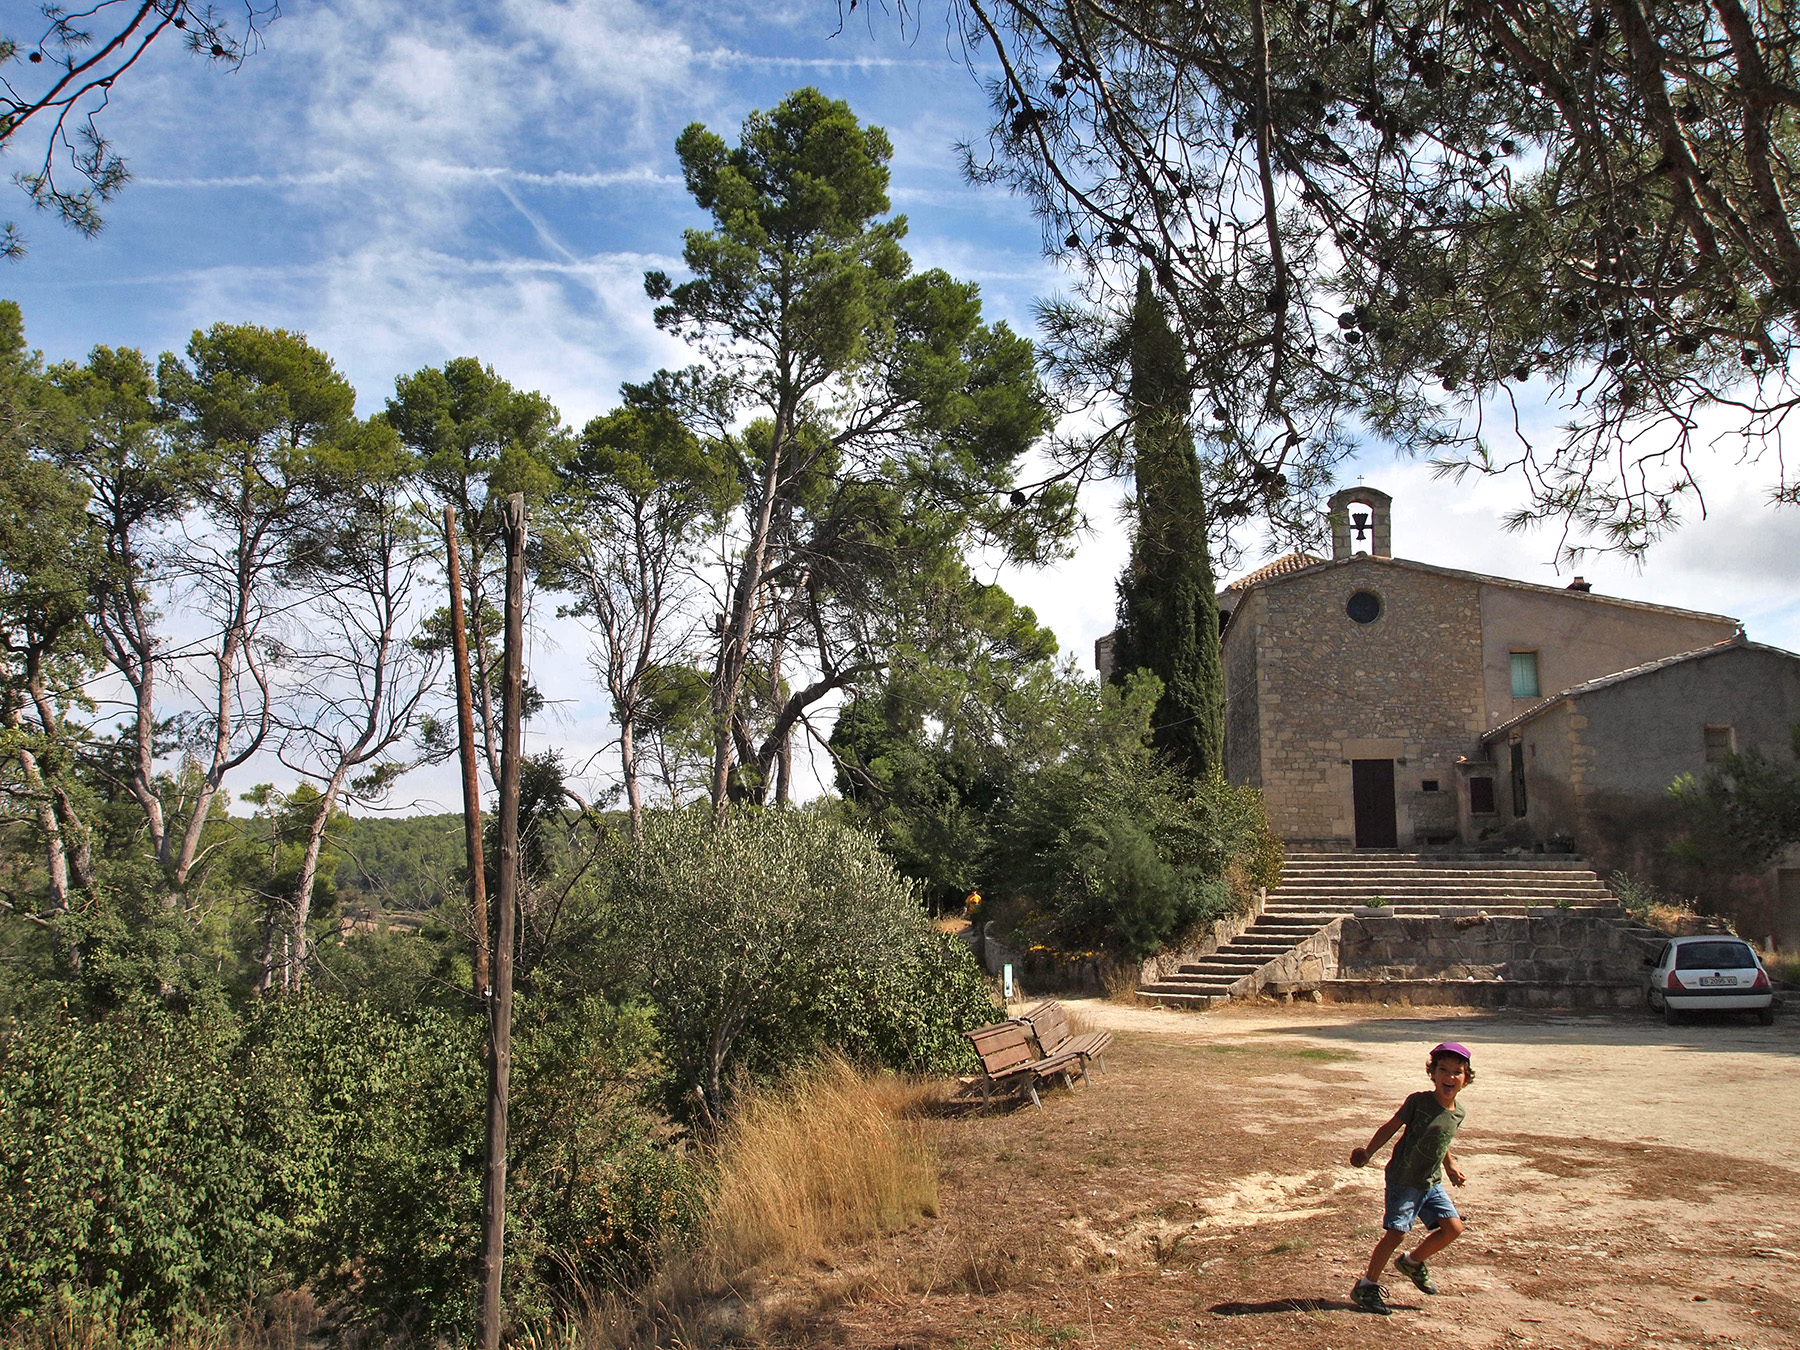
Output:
[0, 992, 699, 1343]
[239, 994, 489, 1332]
[0, 1003, 274, 1343]
[603, 806, 993, 1114]
[990, 761, 1278, 961]
[818, 929, 995, 1078]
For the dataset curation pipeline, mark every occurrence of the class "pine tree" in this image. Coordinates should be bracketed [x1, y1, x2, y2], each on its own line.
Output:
[1111, 268, 1224, 778]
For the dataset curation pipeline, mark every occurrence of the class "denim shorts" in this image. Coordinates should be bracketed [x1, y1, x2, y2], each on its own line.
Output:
[1383, 1179, 1459, 1233]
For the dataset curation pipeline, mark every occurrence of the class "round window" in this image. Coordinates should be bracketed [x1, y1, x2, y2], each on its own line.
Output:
[1346, 590, 1382, 624]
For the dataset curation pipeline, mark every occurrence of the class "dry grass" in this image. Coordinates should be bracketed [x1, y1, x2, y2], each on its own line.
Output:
[2, 1293, 321, 1350]
[1101, 961, 1142, 1005]
[549, 1055, 946, 1349]
[705, 1054, 941, 1271]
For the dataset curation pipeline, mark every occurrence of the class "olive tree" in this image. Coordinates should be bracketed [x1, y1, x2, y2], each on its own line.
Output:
[604, 806, 991, 1117]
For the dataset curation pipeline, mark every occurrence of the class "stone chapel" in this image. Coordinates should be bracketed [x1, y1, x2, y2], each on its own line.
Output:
[1100, 486, 1800, 945]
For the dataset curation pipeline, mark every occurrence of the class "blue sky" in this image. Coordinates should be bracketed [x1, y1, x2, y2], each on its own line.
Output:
[6, 0, 1798, 810]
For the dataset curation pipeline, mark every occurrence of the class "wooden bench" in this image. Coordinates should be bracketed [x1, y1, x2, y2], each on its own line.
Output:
[1019, 1000, 1113, 1077]
[964, 1019, 1087, 1109]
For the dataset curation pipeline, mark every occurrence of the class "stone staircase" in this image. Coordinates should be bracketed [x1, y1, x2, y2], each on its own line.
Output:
[1137, 851, 1619, 1010]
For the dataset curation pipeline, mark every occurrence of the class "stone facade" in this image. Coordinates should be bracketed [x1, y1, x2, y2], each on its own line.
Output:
[1216, 487, 1743, 851]
[1227, 560, 1487, 844]
[1482, 640, 1800, 948]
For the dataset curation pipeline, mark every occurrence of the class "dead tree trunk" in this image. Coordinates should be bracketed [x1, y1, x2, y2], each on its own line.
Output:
[479, 493, 526, 1350]
[447, 506, 490, 996]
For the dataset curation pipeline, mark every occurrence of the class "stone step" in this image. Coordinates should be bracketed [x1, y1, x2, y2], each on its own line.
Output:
[1265, 899, 1602, 910]
[1138, 990, 1227, 1008]
[1222, 941, 1300, 953]
[1266, 901, 1616, 914]
[1283, 861, 1601, 871]
[1282, 868, 1603, 879]
[1280, 867, 1606, 878]
[1136, 853, 1627, 1011]
[1147, 984, 1243, 998]
[1285, 851, 1595, 862]
[1280, 900, 1609, 909]
[1275, 880, 1609, 892]
[1287, 874, 1603, 885]
[1278, 874, 1608, 885]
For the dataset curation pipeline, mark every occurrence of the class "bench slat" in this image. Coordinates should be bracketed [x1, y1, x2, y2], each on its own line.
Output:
[1066, 1031, 1114, 1057]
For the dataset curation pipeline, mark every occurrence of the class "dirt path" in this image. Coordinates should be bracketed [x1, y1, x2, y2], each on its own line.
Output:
[754, 1000, 1800, 1349]
[1079, 998, 1800, 1168]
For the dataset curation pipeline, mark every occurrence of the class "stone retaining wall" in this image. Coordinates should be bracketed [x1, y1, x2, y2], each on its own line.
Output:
[1335, 908, 1654, 984]
[1320, 978, 1642, 1009]
[1137, 890, 1268, 986]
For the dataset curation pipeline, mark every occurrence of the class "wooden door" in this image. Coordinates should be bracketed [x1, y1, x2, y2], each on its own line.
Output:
[1352, 759, 1398, 849]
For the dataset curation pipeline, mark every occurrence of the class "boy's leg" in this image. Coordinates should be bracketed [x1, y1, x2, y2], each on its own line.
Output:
[1362, 1227, 1407, 1284]
[1408, 1213, 1464, 1264]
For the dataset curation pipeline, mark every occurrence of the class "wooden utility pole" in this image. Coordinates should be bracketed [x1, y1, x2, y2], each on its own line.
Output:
[478, 493, 527, 1350]
[444, 506, 490, 998]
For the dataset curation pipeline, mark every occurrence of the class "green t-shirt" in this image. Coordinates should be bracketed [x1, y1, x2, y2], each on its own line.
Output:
[1386, 1090, 1464, 1188]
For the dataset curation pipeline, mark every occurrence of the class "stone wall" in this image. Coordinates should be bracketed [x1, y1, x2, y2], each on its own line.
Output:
[1246, 557, 1487, 843]
[1476, 583, 1737, 733]
[1138, 890, 1267, 985]
[1322, 979, 1642, 1009]
[1334, 909, 1654, 983]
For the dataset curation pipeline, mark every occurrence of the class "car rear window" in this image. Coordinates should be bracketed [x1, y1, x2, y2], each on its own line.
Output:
[1675, 941, 1757, 970]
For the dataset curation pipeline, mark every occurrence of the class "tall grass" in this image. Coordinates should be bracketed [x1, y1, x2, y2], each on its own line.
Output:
[551, 1055, 945, 1349]
[706, 1055, 940, 1270]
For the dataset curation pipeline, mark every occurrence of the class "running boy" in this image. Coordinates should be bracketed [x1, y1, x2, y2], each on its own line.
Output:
[1346, 1041, 1473, 1315]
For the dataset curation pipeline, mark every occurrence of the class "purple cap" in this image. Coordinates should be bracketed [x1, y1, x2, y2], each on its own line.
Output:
[1431, 1042, 1472, 1063]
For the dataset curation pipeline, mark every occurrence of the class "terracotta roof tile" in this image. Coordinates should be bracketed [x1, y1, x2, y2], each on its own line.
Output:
[1223, 550, 1326, 591]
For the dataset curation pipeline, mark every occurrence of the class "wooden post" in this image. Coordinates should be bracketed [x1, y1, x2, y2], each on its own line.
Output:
[478, 493, 527, 1350]
[444, 506, 490, 998]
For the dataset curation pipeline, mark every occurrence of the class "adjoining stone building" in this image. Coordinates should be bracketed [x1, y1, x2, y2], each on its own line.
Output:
[1099, 485, 1800, 940]
[1480, 637, 1800, 947]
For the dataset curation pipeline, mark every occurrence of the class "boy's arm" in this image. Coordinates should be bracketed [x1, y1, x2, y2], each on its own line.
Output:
[1444, 1151, 1467, 1187]
[1349, 1108, 1407, 1168]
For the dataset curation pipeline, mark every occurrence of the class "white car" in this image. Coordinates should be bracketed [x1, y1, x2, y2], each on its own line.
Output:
[1645, 936, 1775, 1026]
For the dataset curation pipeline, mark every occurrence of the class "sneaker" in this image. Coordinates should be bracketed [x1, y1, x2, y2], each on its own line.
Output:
[1351, 1280, 1393, 1315]
[1395, 1252, 1438, 1295]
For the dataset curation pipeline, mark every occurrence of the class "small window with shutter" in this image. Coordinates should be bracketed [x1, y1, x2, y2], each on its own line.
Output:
[1510, 651, 1540, 699]
[1704, 724, 1736, 763]
[1468, 777, 1496, 815]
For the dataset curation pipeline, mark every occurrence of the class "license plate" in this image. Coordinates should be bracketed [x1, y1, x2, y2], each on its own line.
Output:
[1698, 976, 1739, 987]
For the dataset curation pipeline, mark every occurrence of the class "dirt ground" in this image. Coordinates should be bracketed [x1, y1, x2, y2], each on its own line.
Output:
[746, 999, 1800, 1349]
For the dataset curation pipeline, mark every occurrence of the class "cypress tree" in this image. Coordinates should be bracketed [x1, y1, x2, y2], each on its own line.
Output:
[1111, 268, 1225, 778]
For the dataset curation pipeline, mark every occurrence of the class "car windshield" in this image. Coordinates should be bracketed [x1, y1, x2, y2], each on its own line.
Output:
[1674, 941, 1757, 970]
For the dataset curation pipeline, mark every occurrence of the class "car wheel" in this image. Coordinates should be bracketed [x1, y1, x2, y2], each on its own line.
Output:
[1645, 986, 1660, 1013]
[1757, 1007, 1776, 1027]
[1664, 1002, 1684, 1026]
